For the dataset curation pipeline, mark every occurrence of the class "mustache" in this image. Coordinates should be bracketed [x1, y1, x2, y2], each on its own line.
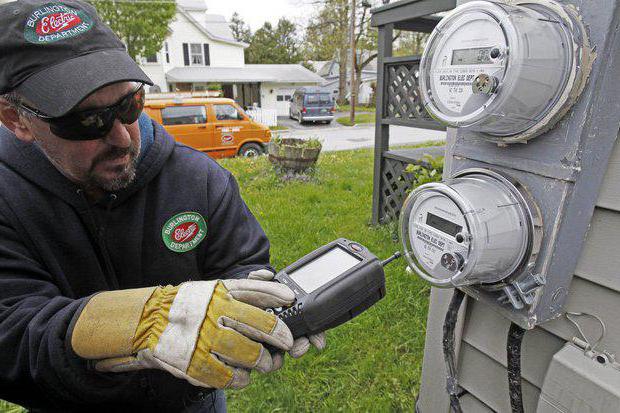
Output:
[94, 142, 139, 164]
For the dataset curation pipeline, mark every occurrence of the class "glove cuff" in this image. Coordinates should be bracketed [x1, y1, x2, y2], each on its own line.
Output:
[71, 287, 158, 359]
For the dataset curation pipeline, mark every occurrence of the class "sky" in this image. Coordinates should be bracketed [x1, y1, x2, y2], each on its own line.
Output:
[206, 0, 317, 31]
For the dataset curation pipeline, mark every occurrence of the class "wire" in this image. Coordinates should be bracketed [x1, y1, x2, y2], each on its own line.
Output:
[507, 323, 526, 413]
[442, 289, 465, 413]
[565, 311, 606, 352]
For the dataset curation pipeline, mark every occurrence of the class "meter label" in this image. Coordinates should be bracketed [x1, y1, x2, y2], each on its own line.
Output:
[434, 67, 494, 113]
[416, 229, 446, 250]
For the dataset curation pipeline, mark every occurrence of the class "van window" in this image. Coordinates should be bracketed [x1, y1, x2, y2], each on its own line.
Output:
[162, 106, 207, 125]
[215, 104, 242, 121]
[305, 94, 332, 105]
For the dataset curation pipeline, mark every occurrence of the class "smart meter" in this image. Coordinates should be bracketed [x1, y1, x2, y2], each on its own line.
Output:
[400, 169, 542, 287]
[420, 0, 591, 143]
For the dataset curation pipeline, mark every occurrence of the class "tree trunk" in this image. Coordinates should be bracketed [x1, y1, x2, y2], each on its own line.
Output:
[338, 47, 348, 105]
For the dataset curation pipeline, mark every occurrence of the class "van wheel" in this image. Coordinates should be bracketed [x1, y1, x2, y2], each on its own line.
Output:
[239, 143, 263, 158]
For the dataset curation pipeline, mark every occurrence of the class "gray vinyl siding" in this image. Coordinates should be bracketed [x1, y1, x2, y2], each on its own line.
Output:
[418, 136, 620, 412]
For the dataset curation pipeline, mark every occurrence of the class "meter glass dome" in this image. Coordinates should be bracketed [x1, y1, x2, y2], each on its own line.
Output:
[400, 169, 542, 288]
[420, 0, 590, 142]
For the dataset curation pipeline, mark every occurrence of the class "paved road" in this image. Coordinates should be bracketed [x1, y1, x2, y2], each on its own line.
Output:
[276, 116, 446, 152]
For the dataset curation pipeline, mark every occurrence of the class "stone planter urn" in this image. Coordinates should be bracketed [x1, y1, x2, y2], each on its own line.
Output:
[268, 138, 322, 173]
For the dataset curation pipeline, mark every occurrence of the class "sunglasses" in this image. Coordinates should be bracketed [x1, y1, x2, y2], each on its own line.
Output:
[20, 83, 145, 141]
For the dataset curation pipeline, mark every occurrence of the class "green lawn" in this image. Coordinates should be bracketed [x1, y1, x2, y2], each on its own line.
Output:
[336, 104, 376, 113]
[0, 142, 443, 412]
[336, 113, 376, 126]
[269, 125, 289, 131]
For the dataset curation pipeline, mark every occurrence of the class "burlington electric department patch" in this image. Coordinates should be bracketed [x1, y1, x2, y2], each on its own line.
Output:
[162, 212, 207, 253]
[24, 3, 94, 44]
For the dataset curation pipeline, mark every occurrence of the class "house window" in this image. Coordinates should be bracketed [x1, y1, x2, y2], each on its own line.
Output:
[161, 106, 207, 125]
[190, 43, 203, 65]
[285, 95, 292, 101]
[165, 42, 170, 64]
[214, 104, 242, 121]
[277, 95, 284, 102]
[145, 54, 158, 63]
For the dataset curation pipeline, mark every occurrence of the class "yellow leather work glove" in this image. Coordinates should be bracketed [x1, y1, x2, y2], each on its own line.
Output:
[248, 269, 327, 358]
[71, 279, 295, 389]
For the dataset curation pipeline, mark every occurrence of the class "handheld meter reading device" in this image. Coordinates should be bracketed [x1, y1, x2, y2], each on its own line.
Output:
[269, 239, 398, 338]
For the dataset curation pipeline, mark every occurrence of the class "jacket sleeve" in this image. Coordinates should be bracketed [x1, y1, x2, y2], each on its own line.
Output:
[202, 171, 273, 280]
[0, 208, 145, 409]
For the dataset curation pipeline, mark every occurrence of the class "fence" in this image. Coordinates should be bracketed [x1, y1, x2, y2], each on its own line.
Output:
[246, 108, 278, 127]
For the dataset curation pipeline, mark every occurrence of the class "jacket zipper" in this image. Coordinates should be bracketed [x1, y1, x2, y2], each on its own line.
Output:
[77, 190, 120, 289]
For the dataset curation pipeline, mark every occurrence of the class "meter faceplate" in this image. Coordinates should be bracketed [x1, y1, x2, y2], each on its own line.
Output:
[420, 0, 591, 142]
[400, 169, 541, 288]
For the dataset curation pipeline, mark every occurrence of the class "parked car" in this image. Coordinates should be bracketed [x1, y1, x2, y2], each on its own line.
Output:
[144, 97, 271, 158]
[289, 87, 335, 124]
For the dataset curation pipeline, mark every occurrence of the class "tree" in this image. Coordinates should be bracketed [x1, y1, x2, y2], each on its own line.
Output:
[91, 0, 176, 61]
[246, 18, 302, 64]
[304, 0, 350, 104]
[229, 12, 251, 43]
[394, 31, 429, 57]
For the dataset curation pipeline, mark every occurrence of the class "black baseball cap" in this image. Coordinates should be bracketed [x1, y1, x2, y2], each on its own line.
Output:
[0, 0, 153, 117]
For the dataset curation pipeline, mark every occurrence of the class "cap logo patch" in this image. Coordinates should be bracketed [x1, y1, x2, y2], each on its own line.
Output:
[24, 3, 94, 44]
[162, 212, 207, 253]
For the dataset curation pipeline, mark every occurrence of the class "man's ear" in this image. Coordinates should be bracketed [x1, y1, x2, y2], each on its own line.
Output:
[0, 99, 36, 143]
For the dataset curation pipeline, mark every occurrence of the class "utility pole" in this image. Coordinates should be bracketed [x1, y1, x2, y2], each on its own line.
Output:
[349, 0, 356, 124]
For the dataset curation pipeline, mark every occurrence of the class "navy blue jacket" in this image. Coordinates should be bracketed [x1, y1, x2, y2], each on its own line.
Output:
[0, 118, 271, 411]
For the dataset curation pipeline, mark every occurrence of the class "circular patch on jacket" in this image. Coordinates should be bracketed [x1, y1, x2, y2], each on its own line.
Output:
[24, 3, 94, 44]
[162, 212, 207, 253]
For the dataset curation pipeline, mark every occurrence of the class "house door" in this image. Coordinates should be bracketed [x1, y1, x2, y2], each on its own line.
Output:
[222, 84, 234, 99]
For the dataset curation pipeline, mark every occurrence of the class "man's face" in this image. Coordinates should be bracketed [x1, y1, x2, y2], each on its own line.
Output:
[24, 82, 141, 192]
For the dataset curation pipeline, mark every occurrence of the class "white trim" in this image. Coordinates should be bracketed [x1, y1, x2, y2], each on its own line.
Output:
[153, 281, 217, 373]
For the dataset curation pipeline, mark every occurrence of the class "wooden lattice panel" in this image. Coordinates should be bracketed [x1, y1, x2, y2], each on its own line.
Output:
[380, 158, 416, 223]
[385, 62, 431, 121]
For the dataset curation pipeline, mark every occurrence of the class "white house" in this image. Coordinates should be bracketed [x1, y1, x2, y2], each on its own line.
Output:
[139, 0, 324, 116]
[310, 58, 377, 105]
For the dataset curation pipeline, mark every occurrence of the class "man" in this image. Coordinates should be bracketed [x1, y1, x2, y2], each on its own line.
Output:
[0, 1, 324, 411]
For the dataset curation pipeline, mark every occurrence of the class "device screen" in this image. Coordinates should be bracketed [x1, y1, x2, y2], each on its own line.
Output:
[451, 47, 493, 65]
[288, 246, 362, 293]
[426, 212, 463, 237]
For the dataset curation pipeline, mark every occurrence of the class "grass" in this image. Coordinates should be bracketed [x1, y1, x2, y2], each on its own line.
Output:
[219, 141, 443, 412]
[336, 113, 376, 126]
[336, 104, 376, 113]
[270, 125, 289, 131]
[0, 401, 23, 412]
[0, 141, 444, 412]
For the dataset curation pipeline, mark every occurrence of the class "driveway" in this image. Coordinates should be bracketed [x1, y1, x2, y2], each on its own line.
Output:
[275, 122, 446, 152]
[277, 115, 345, 131]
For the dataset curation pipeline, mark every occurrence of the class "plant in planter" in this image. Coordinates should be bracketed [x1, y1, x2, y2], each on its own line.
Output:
[268, 137, 322, 173]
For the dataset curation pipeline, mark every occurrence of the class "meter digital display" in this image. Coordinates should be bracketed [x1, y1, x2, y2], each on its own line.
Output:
[451, 47, 494, 66]
[419, 0, 591, 143]
[288, 247, 361, 294]
[426, 212, 462, 237]
[400, 169, 542, 288]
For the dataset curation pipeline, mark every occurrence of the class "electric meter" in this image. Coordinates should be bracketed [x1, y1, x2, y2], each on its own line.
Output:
[420, 0, 591, 143]
[400, 169, 542, 287]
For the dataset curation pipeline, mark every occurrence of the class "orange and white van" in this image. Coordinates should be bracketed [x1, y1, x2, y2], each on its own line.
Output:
[144, 97, 271, 158]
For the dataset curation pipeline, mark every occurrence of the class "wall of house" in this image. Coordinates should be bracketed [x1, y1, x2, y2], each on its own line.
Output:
[141, 63, 169, 93]
[417, 134, 620, 412]
[208, 42, 244, 68]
